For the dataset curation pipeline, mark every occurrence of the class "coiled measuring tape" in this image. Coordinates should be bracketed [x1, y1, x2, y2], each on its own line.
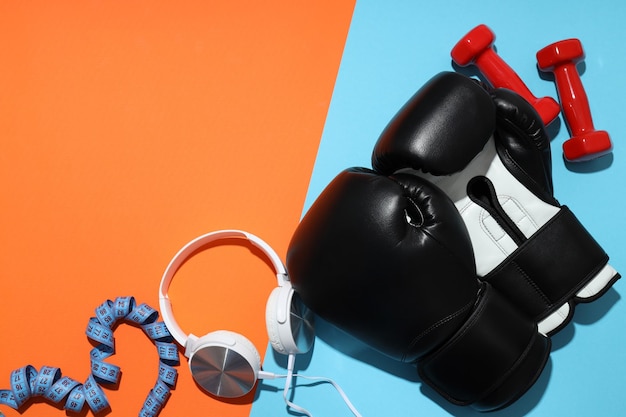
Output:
[0, 296, 179, 416]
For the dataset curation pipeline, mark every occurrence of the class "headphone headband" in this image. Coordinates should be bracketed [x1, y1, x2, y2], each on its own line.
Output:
[158, 229, 288, 346]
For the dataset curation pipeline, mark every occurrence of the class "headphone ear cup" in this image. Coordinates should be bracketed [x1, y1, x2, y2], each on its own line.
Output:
[266, 285, 315, 355]
[187, 330, 261, 398]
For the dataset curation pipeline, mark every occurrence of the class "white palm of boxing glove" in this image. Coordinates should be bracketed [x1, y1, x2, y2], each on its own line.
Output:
[373, 72, 620, 336]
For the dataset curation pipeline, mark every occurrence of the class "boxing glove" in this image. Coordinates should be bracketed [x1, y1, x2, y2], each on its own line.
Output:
[287, 167, 550, 411]
[372, 71, 620, 335]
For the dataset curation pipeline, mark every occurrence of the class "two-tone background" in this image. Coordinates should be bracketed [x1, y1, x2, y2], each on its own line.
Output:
[2, 1, 625, 416]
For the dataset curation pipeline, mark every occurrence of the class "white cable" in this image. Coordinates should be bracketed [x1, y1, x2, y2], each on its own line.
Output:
[284, 354, 313, 416]
[260, 354, 363, 417]
[289, 373, 363, 417]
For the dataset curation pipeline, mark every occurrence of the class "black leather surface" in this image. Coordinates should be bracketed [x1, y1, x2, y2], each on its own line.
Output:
[373, 71, 495, 176]
[287, 168, 478, 362]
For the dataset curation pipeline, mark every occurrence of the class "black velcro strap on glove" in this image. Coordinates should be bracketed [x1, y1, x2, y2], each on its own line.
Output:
[482, 206, 609, 323]
[417, 283, 550, 411]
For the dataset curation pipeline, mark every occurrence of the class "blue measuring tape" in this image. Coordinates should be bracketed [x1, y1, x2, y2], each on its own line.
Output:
[0, 296, 179, 416]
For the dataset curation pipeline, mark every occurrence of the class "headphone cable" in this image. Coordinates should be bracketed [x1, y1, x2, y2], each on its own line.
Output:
[260, 354, 363, 417]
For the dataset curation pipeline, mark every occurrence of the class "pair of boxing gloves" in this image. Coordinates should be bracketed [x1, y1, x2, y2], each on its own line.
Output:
[286, 72, 620, 411]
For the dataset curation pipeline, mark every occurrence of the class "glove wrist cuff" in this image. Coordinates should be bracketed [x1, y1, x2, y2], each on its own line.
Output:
[418, 283, 550, 411]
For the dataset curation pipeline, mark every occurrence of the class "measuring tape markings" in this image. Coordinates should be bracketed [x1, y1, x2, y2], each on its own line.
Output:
[0, 296, 179, 416]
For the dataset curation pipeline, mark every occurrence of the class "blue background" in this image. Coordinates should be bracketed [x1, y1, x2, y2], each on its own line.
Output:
[251, 1, 626, 415]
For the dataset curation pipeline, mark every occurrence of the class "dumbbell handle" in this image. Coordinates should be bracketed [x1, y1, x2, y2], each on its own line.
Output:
[549, 60, 593, 136]
[474, 50, 530, 96]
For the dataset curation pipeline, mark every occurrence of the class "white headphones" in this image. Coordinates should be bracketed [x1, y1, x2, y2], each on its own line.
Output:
[158, 229, 315, 399]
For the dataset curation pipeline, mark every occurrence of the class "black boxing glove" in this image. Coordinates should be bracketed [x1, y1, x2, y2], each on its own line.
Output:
[287, 167, 550, 411]
[372, 71, 619, 335]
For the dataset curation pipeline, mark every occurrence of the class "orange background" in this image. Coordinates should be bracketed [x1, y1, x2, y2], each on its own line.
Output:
[0, 1, 355, 416]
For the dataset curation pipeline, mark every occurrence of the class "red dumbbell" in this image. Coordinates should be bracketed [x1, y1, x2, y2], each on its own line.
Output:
[451, 24, 561, 127]
[537, 39, 612, 162]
